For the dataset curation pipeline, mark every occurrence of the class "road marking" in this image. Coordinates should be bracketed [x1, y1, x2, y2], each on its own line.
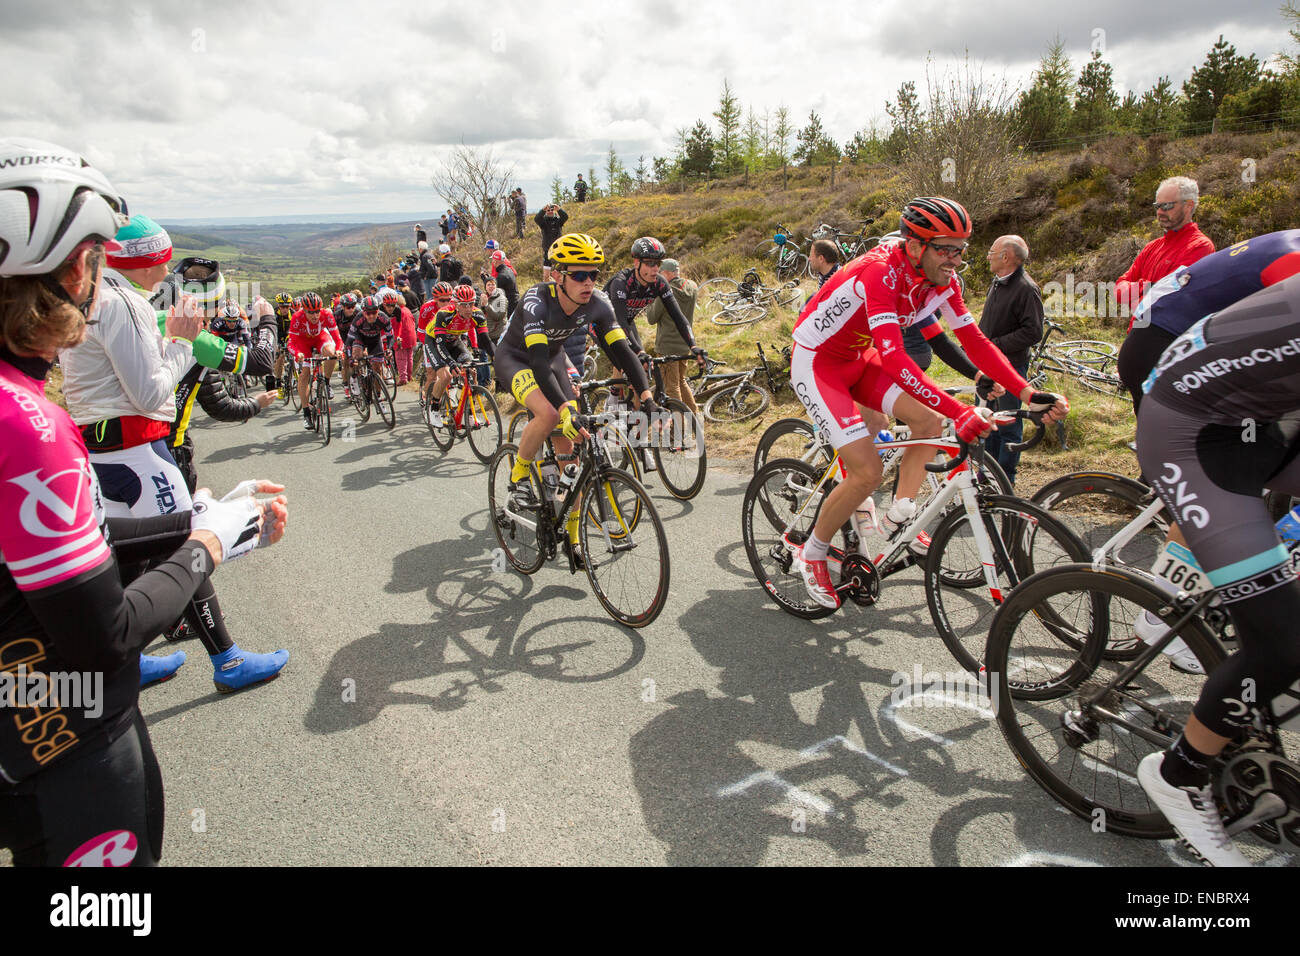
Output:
[799, 735, 909, 777]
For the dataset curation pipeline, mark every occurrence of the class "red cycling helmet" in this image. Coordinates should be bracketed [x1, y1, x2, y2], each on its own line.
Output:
[301, 291, 324, 311]
[361, 295, 379, 312]
[899, 197, 972, 242]
[379, 289, 401, 305]
[454, 285, 476, 303]
[431, 281, 455, 299]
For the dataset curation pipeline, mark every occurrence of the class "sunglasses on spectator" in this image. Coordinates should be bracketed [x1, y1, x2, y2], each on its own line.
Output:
[926, 240, 967, 259]
[1152, 200, 1184, 211]
[565, 269, 601, 283]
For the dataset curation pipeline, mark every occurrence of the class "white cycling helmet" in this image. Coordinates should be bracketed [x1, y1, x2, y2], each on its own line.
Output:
[0, 137, 130, 276]
[437, 243, 451, 256]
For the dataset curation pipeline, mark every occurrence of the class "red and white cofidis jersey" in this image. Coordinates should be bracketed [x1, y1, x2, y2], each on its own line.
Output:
[287, 307, 343, 356]
[0, 359, 111, 594]
[793, 242, 1027, 418]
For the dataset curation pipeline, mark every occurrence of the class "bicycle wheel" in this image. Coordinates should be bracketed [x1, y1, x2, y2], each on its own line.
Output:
[465, 385, 502, 463]
[775, 250, 806, 282]
[316, 376, 331, 446]
[507, 407, 530, 445]
[578, 468, 669, 628]
[348, 376, 371, 423]
[426, 386, 456, 451]
[592, 418, 642, 484]
[696, 278, 740, 323]
[741, 458, 842, 620]
[703, 382, 771, 423]
[1048, 341, 1118, 368]
[370, 371, 396, 429]
[987, 563, 1226, 837]
[650, 398, 707, 500]
[924, 494, 1091, 676]
[772, 281, 804, 311]
[903, 450, 1014, 567]
[383, 348, 400, 391]
[753, 417, 832, 473]
[487, 443, 545, 574]
[280, 363, 294, 407]
[711, 301, 767, 327]
[1030, 472, 1167, 571]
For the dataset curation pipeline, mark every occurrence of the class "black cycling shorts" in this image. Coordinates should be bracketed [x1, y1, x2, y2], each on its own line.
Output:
[494, 348, 575, 406]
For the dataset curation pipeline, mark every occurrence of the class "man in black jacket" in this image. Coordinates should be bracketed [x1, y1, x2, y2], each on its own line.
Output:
[535, 203, 569, 280]
[977, 235, 1043, 485]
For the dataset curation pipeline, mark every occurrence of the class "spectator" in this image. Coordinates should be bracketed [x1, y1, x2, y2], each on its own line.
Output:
[446, 208, 459, 248]
[977, 235, 1043, 485]
[439, 213, 450, 243]
[574, 174, 588, 203]
[387, 294, 417, 386]
[535, 202, 569, 281]
[397, 276, 421, 314]
[490, 249, 519, 318]
[643, 259, 699, 414]
[1115, 176, 1215, 327]
[417, 240, 436, 301]
[415, 223, 427, 246]
[437, 244, 464, 285]
[808, 238, 840, 288]
[480, 276, 509, 342]
[513, 187, 527, 239]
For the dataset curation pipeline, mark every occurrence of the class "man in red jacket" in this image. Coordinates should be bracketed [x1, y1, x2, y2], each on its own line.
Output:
[1115, 176, 1215, 328]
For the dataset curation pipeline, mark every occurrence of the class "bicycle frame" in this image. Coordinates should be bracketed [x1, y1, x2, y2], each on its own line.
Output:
[444, 363, 492, 431]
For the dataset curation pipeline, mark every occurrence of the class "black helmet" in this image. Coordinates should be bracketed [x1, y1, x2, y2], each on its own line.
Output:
[631, 237, 666, 261]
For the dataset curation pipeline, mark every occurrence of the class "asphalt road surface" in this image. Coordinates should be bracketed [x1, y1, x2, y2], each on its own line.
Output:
[109, 388, 1295, 866]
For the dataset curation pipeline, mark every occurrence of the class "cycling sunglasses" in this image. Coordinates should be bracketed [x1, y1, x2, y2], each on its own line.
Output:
[565, 269, 601, 283]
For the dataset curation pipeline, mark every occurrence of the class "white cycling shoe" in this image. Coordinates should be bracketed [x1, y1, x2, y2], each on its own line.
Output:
[1137, 752, 1250, 867]
[1134, 611, 1205, 675]
[786, 538, 840, 610]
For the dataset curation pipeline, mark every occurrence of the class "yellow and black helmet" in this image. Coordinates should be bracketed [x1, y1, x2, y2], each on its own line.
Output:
[274, 292, 293, 307]
[548, 233, 604, 266]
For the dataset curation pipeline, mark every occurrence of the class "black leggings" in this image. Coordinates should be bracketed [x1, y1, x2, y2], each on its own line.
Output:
[1117, 324, 1176, 415]
[0, 711, 163, 866]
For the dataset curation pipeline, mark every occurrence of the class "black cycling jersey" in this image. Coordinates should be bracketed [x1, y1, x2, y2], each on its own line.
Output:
[496, 282, 648, 408]
[346, 313, 393, 346]
[603, 266, 696, 353]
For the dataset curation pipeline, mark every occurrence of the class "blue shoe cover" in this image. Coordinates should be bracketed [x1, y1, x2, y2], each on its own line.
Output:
[210, 645, 288, 693]
[140, 651, 186, 688]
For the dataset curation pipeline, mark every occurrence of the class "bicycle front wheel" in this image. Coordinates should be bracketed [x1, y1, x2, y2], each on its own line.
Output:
[370, 372, 396, 429]
[316, 377, 331, 446]
[507, 407, 530, 445]
[578, 469, 669, 628]
[924, 494, 1090, 676]
[703, 382, 771, 423]
[1030, 471, 1167, 571]
[349, 378, 371, 423]
[427, 387, 456, 450]
[986, 563, 1225, 838]
[487, 443, 545, 574]
[711, 302, 766, 327]
[753, 417, 832, 473]
[651, 398, 707, 500]
[466, 385, 502, 463]
[696, 278, 739, 323]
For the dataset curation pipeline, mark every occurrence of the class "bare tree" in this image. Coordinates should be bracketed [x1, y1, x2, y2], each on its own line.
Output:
[430, 143, 517, 239]
[890, 58, 1025, 222]
[363, 230, 401, 278]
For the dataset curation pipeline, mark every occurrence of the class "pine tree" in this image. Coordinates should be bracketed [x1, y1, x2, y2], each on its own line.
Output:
[1182, 35, 1262, 127]
[741, 107, 763, 173]
[884, 81, 922, 158]
[550, 175, 565, 205]
[634, 155, 648, 188]
[1136, 76, 1181, 130]
[768, 106, 793, 168]
[587, 166, 601, 199]
[793, 110, 836, 166]
[681, 120, 716, 178]
[713, 79, 743, 176]
[1013, 37, 1074, 148]
[1073, 50, 1120, 140]
[604, 144, 627, 197]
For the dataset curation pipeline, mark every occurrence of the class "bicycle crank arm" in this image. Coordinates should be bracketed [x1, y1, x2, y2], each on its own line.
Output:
[499, 506, 538, 532]
[1224, 792, 1287, 837]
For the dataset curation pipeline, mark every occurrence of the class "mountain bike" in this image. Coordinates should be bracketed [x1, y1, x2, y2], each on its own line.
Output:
[426, 355, 502, 463]
[487, 375, 670, 627]
[346, 347, 397, 430]
[984, 560, 1300, 851]
[697, 269, 803, 327]
[743, 412, 1088, 675]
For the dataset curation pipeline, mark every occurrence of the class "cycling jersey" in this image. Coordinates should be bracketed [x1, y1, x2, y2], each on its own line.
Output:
[334, 306, 359, 341]
[496, 282, 648, 408]
[347, 312, 394, 346]
[1132, 229, 1300, 335]
[286, 308, 342, 358]
[604, 267, 696, 353]
[794, 242, 1027, 421]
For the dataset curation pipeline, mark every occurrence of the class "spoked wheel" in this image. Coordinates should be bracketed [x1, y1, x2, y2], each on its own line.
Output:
[427, 386, 456, 451]
[741, 458, 841, 620]
[772, 281, 804, 311]
[487, 443, 544, 574]
[1030, 472, 1167, 572]
[753, 417, 831, 473]
[650, 398, 707, 500]
[1047, 341, 1118, 368]
[703, 382, 771, 423]
[578, 468, 669, 628]
[370, 371, 396, 429]
[696, 278, 740, 324]
[712, 301, 767, 327]
[923, 495, 1091, 677]
[383, 348, 400, 392]
[348, 376, 371, 423]
[986, 563, 1225, 837]
[288, 366, 302, 411]
[775, 251, 807, 282]
[315, 376, 331, 446]
[507, 407, 530, 445]
[465, 385, 502, 463]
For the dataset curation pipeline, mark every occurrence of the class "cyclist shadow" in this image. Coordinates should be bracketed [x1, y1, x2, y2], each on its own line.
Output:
[304, 513, 645, 733]
[340, 448, 481, 491]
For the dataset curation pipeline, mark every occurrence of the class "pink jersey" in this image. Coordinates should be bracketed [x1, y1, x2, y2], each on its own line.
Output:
[287, 308, 343, 357]
[794, 242, 1027, 418]
[0, 360, 111, 593]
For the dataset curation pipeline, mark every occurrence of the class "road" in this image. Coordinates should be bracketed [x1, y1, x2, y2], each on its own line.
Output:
[130, 387, 1284, 867]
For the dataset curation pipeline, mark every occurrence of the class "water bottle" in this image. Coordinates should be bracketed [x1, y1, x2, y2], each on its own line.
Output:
[875, 429, 894, 460]
[1276, 505, 1300, 544]
[557, 463, 580, 503]
[852, 497, 879, 554]
[539, 461, 560, 509]
[878, 497, 916, 539]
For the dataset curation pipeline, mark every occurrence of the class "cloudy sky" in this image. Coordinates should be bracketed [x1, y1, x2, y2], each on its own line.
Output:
[0, 0, 1287, 221]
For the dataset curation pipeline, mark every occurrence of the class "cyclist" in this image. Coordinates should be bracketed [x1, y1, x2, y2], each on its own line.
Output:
[334, 292, 363, 390]
[417, 280, 456, 359]
[789, 197, 1066, 609]
[0, 138, 289, 865]
[288, 292, 343, 429]
[494, 233, 657, 560]
[210, 302, 252, 349]
[425, 284, 492, 425]
[1134, 272, 1300, 866]
[347, 295, 394, 394]
[269, 293, 294, 390]
[604, 237, 704, 362]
